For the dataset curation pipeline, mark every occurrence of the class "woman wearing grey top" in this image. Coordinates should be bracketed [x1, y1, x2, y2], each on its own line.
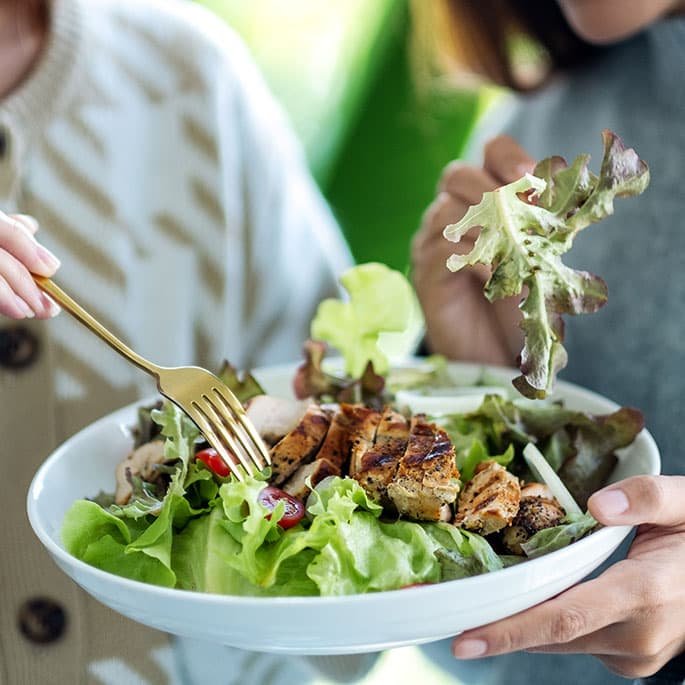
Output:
[412, 1, 685, 683]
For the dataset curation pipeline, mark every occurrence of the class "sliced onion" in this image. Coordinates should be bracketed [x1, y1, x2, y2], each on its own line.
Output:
[394, 387, 507, 416]
[522, 443, 582, 516]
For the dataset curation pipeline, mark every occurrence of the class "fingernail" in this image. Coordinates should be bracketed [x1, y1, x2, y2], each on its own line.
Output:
[40, 292, 61, 317]
[592, 489, 629, 517]
[453, 638, 488, 658]
[14, 295, 35, 318]
[36, 244, 61, 273]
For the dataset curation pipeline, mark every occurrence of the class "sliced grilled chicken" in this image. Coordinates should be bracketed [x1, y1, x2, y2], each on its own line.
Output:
[318, 403, 382, 474]
[386, 415, 460, 521]
[501, 487, 565, 555]
[282, 458, 340, 501]
[353, 407, 408, 505]
[270, 405, 331, 485]
[454, 461, 521, 535]
[345, 405, 384, 476]
[115, 440, 166, 505]
[245, 395, 310, 446]
[316, 409, 352, 472]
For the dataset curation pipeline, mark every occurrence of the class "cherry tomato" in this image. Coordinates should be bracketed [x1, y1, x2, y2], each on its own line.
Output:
[257, 486, 305, 529]
[195, 447, 232, 478]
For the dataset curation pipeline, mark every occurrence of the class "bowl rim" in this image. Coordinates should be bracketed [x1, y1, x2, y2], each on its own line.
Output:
[27, 361, 660, 607]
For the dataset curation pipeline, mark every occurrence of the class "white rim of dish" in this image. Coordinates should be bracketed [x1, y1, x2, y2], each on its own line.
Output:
[27, 362, 659, 606]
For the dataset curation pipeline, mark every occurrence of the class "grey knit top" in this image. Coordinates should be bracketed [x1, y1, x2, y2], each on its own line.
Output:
[422, 17, 685, 685]
[473, 17, 685, 476]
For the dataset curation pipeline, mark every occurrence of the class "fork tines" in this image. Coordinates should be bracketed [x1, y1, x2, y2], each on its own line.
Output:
[187, 385, 271, 482]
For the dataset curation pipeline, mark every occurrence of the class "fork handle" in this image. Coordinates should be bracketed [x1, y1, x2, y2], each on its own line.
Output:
[33, 275, 161, 378]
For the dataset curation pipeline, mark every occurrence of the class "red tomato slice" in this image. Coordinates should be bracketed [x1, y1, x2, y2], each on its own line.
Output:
[195, 448, 232, 478]
[257, 486, 305, 529]
[400, 583, 434, 589]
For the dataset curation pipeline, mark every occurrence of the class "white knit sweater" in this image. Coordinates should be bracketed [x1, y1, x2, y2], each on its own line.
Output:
[1, 0, 351, 415]
[0, 0, 351, 682]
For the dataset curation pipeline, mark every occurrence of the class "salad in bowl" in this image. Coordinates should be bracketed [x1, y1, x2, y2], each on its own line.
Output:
[60, 349, 645, 598]
[28, 131, 658, 652]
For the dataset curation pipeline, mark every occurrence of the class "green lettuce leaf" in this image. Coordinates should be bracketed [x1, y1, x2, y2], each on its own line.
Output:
[62, 500, 176, 586]
[121, 403, 202, 574]
[172, 507, 319, 596]
[64, 403, 204, 587]
[521, 512, 598, 559]
[444, 130, 649, 398]
[214, 475, 498, 596]
[439, 395, 642, 508]
[458, 440, 514, 483]
[217, 361, 265, 404]
[433, 526, 503, 580]
[307, 514, 443, 595]
[311, 263, 423, 378]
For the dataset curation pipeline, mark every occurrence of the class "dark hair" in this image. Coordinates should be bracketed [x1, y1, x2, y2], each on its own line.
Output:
[411, 0, 605, 91]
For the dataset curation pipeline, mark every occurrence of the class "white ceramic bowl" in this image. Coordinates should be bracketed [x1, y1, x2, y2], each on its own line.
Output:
[27, 363, 660, 655]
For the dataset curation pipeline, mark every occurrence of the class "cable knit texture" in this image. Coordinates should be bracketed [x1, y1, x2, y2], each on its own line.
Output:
[0, 0, 350, 682]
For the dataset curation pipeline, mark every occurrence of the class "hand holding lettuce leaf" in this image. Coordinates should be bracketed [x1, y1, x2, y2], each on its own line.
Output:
[443, 130, 649, 399]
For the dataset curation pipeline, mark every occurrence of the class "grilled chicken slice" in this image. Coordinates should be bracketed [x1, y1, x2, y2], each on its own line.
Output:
[454, 461, 521, 535]
[318, 404, 382, 474]
[115, 440, 166, 505]
[315, 409, 352, 472]
[245, 395, 310, 446]
[501, 486, 565, 555]
[270, 405, 331, 485]
[353, 407, 408, 505]
[282, 458, 340, 501]
[345, 405, 384, 476]
[386, 415, 460, 521]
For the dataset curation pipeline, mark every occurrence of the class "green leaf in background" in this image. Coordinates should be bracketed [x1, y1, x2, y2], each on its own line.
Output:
[311, 263, 423, 377]
[444, 130, 649, 399]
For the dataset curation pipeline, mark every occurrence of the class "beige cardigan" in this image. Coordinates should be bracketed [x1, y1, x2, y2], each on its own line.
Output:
[0, 0, 351, 682]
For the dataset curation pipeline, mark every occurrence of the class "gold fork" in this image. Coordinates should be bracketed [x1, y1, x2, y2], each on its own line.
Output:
[34, 275, 270, 482]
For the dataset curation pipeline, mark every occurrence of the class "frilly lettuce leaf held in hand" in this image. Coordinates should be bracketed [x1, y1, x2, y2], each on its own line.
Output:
[444, 130, 649, 398]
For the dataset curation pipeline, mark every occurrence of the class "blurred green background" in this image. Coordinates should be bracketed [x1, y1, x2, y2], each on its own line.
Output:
[196, 0, 489, 272]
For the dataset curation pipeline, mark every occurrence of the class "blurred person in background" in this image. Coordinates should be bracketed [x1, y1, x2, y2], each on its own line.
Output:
[412, 1, 685, 684]
[0, 0, 350, 682]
